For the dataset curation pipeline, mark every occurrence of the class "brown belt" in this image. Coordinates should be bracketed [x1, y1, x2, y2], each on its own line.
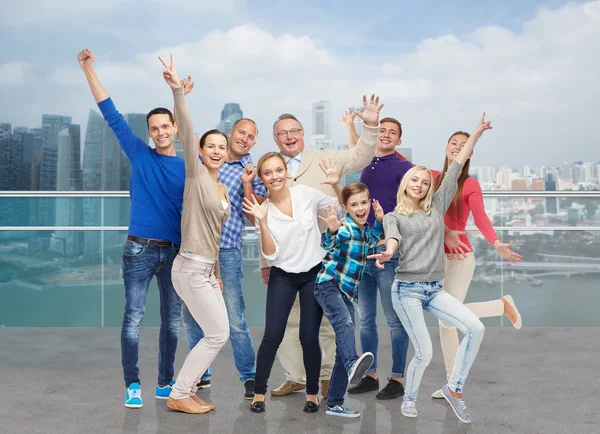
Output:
[127, 235, 176, 247]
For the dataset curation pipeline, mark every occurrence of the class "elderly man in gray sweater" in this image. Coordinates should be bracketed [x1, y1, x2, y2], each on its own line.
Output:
[261, 95, 384, 398]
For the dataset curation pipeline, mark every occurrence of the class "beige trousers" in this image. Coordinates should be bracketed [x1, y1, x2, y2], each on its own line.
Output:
[170, 255, 230, 399]
[439, 252, 504, 379]
[278, 294, 337, 383]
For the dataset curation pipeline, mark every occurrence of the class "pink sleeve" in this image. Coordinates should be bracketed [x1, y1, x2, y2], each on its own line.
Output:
[466, 180, 498, 246]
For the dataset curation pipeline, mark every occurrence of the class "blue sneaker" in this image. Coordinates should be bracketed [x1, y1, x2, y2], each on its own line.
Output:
[325, 404, 360, 418]
[155, 380, 175, 400]
[125, 383, 143, 408]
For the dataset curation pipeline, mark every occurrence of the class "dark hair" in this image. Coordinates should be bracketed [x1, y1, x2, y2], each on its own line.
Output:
[232, 118, 259, 136]
[379, 117, 402, 138]
[199, 129, 229, 149]
[273, 113, 303, 134]
[341, 182, 370, 205]
[146, 108, 174, 128]
[256, 152, 287, 177]
[433, 131, 471, 217]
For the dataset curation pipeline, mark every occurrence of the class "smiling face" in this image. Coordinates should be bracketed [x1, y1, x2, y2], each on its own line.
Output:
[147, 113, 177, 150]
[405, 169, 432, 202]
[228, 120, 257, 159]
[377, 121, 402, 155]
[258, 155, 288, 193]
[342, 191, 371, 226]
[446, 133, 470, 162]
[200, 133, 228, 171]
[273, 117, 305, 158]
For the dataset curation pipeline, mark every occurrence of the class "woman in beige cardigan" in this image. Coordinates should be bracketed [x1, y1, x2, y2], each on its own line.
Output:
[159, 55, 231, 415]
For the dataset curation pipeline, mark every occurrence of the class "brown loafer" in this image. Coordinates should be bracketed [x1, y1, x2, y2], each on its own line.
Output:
[167, 396, 211, 414]
[191, 395, 216, 411]
[321, 379, 330, 400]
[271, 380, 305, 396]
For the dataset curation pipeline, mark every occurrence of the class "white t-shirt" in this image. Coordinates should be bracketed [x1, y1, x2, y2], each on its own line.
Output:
[258, 184, 338, 273]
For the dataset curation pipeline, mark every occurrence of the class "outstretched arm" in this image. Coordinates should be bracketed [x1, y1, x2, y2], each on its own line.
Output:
[78, 49, 108, 103]
[78, 48, 143, 159]
[173, 75, 201, 151]
[339, 108, 360, 149]
[159, 54, 203, 176]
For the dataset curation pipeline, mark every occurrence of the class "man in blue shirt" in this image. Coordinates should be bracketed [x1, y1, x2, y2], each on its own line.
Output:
[78, 49, 185, 409]
[177, 81, 266, 399]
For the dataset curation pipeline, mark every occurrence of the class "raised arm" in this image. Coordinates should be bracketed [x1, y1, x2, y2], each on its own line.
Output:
[160, 54, 203, 177]
[173, 75, 201, 151]
[339, 108, 360, 149]
[319, 159, 343, 203]
[454, 113, 492, 165]
[241, 164, 266, 225]
[78, 48, 143, 160]
[333, 94, 383, 176]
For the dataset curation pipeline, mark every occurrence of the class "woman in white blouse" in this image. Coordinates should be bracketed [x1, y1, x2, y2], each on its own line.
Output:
[242, 152, 340, 414]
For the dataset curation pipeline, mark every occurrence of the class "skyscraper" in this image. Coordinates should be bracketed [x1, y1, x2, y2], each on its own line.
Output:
[216, 103, 243, 134]
[40, 115, 72, 191]
[82, 109, 104, 191]
[1, 124, 23, 191]
[0, 123, 11, 188]
[312, 101, 333, 149]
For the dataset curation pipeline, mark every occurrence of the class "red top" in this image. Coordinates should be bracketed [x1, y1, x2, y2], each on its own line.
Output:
[433, 171, 498, 253]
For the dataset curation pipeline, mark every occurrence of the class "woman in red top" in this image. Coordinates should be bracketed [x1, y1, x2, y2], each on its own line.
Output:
[430, 130, 524, 400]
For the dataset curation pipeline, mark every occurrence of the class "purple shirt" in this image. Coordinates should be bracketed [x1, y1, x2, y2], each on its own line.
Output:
[359, 153, 414, 226]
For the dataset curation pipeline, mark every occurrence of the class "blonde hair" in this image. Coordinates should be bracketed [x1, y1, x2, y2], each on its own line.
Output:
[256, 151, 287, 178]
[395, 165, 434, 215]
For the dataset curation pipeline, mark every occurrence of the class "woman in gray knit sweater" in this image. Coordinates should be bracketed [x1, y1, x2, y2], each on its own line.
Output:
[369, 114, 492, 424]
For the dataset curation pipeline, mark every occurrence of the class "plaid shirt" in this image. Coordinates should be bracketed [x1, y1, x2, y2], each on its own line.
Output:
[316, 215, 383, 302]
[218, 154, 266, 249]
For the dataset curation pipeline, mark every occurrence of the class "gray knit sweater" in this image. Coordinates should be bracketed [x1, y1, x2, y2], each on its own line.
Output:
[383, 162, 464, 282]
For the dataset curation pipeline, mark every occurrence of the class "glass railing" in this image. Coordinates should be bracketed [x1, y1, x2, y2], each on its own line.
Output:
[1, 191, 599, 327]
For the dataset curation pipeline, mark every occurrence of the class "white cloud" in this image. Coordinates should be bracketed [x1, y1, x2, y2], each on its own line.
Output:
[1, 0, 126, 26]
[1, 1, 599, 168]
[0, 62, 34, 87]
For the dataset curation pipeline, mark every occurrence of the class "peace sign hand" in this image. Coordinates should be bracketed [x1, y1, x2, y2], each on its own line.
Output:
[473, 112, 493, 136]
[158, 54, 181, 89]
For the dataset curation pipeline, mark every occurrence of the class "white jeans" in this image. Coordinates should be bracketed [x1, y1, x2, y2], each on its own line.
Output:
[439, 253, 504, 379]
[170, 255, 230, 399]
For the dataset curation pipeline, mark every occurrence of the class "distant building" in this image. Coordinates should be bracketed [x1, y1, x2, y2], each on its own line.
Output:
[216, 103, 242, 134]
[312, 101, 333, 149]
[511, 179, 527, 191]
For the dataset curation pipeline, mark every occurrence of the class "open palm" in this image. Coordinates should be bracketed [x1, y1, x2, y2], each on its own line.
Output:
[319, 159, 340, 185]
[356, 94, 384, 127]
[242, 195, 269, 221]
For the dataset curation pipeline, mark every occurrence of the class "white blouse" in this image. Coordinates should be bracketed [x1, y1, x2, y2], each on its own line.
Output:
[259, 184, 338, 273]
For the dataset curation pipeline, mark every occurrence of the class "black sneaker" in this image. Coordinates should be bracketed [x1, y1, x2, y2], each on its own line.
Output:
[375, 378, 404, 400]
[244, 380, 255, 400]
[197, 379, 211, 389]
[347, 375, 379, 394]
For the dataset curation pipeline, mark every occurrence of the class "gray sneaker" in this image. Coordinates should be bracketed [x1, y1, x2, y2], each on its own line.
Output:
[441, 385, 472, 423]
[401, 400, 418, 418]
[348, 352, 374, 386]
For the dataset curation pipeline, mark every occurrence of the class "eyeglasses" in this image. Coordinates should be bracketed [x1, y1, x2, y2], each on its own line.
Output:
[275, 128, 303, 138]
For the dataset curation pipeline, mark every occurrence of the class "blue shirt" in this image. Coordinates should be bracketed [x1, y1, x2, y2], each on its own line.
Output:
[359, 153, 413, 227]
[98, 98, 185, 245]
[316, 215, 383, 302]
[218, 154, 267, 249]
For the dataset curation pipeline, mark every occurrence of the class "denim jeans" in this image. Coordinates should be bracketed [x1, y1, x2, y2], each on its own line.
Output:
[183, 248, 256, 383]
[254, 265, 323, 396]
[392, 280, 485, 401]
[313, 280, 357, 407]
[121, 239, 182, 387]
[357, 244, 409, 378]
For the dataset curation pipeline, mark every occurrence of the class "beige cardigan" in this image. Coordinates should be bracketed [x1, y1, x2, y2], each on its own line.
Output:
[174, 87, 230, 277]
[258, 122, 379, 268]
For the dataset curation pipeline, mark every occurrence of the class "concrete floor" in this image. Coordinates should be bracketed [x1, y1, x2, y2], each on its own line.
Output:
[0, 328, 598, 434]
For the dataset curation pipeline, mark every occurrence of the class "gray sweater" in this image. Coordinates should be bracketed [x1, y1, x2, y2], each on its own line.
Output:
[383, 162, 464, 282]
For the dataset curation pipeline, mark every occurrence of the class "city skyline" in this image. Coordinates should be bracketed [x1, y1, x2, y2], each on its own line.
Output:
[1, 1, 599, 169]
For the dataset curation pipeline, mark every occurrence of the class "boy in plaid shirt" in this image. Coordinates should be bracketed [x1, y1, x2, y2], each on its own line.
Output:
[314, 182, 384, 418]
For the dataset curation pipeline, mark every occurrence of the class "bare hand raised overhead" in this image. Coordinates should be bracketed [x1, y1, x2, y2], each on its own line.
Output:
[355, 94, 384, 127]
[158, 54, 181, 89]
[180, 75, 195, 96]
[77, 49, 95, 69]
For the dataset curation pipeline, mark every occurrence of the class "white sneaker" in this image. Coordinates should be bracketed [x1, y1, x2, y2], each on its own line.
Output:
[401, 400, 418, 418]
[431, 388, 444, 399]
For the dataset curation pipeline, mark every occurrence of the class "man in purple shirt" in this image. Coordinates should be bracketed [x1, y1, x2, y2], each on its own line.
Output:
[342, 116, 411, 399]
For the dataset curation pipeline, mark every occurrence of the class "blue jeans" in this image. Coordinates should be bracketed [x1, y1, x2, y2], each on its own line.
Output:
[357, 245, 409, 378]
[314, 280, 357, 407]
[121, 239, 182, 388]
[183, 248, 256, 383]
[392, 280, 485, 401]
[255, 265, 322, 396]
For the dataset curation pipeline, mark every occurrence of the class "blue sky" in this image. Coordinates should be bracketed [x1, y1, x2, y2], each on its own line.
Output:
[1, 0, 598, 168]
